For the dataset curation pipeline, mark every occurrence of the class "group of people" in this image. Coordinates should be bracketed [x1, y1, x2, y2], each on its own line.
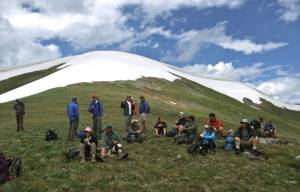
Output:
[154, 112, 276, 155]
[67, 95, 150, 162]
[11, 97, 276, 163]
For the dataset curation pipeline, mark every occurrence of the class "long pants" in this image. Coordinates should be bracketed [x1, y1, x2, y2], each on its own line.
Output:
[80, 143, 96, 160]
[92, 116, 102, 138]
[16, 114, 24, 131]
[68, 119, 78, 141]
[124, 115, 132, 134]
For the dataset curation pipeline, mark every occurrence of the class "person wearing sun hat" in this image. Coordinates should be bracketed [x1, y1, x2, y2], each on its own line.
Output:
[79, 127, 98, 163]
[235, 119, 258, 154]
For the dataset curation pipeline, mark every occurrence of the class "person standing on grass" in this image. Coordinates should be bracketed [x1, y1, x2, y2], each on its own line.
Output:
[88, 95, 104, 139]
[14, 99, 25, 132]
[139, 96, 150, 133]
[67, 96, 79, 141]
[121, 96, 133, 137]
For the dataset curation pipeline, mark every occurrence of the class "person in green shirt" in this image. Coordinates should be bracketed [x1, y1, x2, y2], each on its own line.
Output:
[100, 124, 128, 160]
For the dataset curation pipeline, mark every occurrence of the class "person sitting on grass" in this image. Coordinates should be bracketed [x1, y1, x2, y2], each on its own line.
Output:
[263, 120, 276, 138]
[176, 115, 198, 144]
[250, 117, 264, 137]
[125, 119, 143, 143]
[235, 119, 259, 155]
[207, 113, 223, 137]
[188, 125, 216, 155]
[0, 151, 10, 184]
[224, 129, 235, 152]
[79, 127, 97, 163]
[154, 117, 167, 136]
[100, 125, 128, 160]
[166, 112, 187, 137]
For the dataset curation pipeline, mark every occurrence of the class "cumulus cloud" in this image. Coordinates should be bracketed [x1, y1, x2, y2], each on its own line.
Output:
[256, 77, 300, 104]
[182, 61, 276, 81]
[168, 22, 287, 62]
[277, 0, 300, 23]
[0, 17, 61, 67]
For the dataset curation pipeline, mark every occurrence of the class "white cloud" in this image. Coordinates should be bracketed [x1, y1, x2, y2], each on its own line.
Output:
[170, 22, 287, 62]
[256, 77, 300, 104]
[182, 61, 271, 81]
[277, 0, 300, 23]
[0, 0, 247, 66]
[0, 17, 61, 67]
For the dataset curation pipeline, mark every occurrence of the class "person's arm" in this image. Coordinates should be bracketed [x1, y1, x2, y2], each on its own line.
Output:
[121, 101, 125, 109]
[99, 102, 104, 116]
[203, 132, 215, 140]
[22, 103, 25, 114]
[184, 122, 197, 131]
[73, 105, 79, 119]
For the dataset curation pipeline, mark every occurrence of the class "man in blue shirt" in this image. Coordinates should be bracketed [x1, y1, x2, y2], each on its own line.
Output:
[88, 95, 104, 139]
[139, 96, 150, 133]
[67, 96, 79, 141]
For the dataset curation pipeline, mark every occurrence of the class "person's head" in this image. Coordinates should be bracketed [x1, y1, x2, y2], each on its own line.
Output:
[157, 117, 163, 122]
[92, 95, 97, 101]
[204, 124, 213, 131]
[16, 99, 20, 103]
[84, 127, 93, 137]
[140, 96, 145, 101]
[209, 113, 216, 121]
[178, 112, 185, 117]
[258, 117, 264, 122]
[240, 119, 250, 128]
[105, 124, 113, 133]
[126, 96, 130, 101]
[227, 129, 234, 136]
[72, 96, 77, 103]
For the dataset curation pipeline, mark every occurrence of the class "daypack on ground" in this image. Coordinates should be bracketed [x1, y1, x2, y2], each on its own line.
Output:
[65, 148, 80, 160]
[8, 158, 22, 178]
[45, 129, 58, 141]
[125, 131, 143, 143]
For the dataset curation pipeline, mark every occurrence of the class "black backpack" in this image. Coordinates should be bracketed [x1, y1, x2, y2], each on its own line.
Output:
[65, 148, 80, 160]
[8, 158, 22, 178]
[45, 129, 58, 141]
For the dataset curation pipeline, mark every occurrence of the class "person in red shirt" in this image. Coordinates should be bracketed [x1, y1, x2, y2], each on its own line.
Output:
[207, 113, 223, 136]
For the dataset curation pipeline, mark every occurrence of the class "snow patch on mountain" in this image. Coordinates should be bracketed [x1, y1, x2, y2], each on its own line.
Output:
[0, 51, 299, 111]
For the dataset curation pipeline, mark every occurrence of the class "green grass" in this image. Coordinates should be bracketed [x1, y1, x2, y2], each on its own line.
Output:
[0, 77, 299, 192]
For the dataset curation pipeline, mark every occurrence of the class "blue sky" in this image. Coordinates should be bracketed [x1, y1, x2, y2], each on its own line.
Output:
[0, 0, 300, 103]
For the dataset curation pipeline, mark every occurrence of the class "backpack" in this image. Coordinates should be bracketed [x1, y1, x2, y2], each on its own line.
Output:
[146, 105, 150, 113]
[45, 129, 58, 141]
[126, 132, 143, 143]
[8, 158, 22, 178]
[65, 148, 80, 160]
[224, 136, 235, 151]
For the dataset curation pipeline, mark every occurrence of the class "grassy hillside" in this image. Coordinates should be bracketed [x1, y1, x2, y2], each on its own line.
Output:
[0, 77, 299, 192]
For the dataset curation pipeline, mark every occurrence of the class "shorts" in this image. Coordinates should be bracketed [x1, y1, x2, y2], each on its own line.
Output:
[140, 113, 147, 121]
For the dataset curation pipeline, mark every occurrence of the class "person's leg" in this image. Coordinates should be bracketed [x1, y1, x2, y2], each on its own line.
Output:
[20, 115, 24, 131]
[92, 116, 98, 138]
[163, 128, 167, 136]
[101, 147, 107, 158]
[16, 115, 20, 131]
[79, 143, 86, 162]
[98, 116, 102, 136]
[250, 137, 258, 150]
[155, 128, 159, 136]
[73, 119, 79, 140]
[68, 121, 73, 141]
[90, 143, 96, 161]
[217, 128, 223, 137]
[235, 137, 241, 150]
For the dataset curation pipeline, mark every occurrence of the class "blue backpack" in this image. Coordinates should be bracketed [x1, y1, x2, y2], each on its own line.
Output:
[224, 136, 235, 151]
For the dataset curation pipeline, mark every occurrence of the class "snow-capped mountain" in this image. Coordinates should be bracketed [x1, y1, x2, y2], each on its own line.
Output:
[0, 51, 299, 111]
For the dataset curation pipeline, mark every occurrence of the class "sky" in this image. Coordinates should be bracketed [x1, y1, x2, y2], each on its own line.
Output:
[0, 0, 300, 104]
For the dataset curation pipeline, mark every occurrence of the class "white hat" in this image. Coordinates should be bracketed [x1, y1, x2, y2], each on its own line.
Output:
[204, 124, 210, 129]
[240, 119, 249, 124]
[179, 112, 185, 116]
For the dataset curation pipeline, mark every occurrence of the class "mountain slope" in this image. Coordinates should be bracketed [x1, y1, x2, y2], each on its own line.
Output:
[0, 77, 299, 192]
[0, 51, 299, 111]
